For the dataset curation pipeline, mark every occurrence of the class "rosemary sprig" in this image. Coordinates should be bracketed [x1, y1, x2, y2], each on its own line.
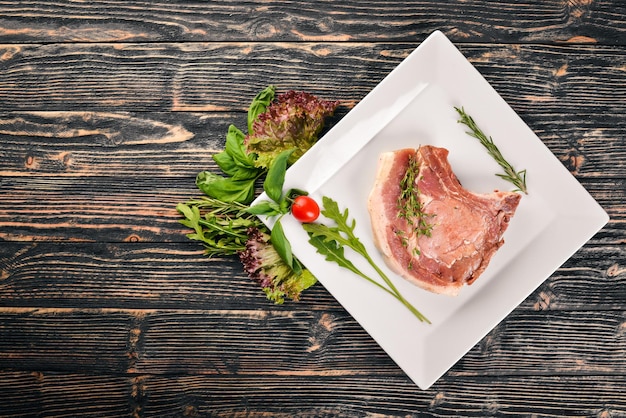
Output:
[455, 107, 528, 194]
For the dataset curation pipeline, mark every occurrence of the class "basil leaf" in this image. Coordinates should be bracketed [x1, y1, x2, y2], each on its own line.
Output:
[268, 201, 282, 213]
[231, 167, 262, 181]
[279, 198, 289, 214]
[285, 188, 308, 200]
[196, 171, 256, 204]
[291, 257, 303, 276]
[270, 219, 293, 270]
[214, 149, 262, 181]
[225, 125, 256, 168]
[245, 201, 280, 216]
[264, 148, 295, 203]
[248, 85, 275, 133]
[212, 150, 238, 176]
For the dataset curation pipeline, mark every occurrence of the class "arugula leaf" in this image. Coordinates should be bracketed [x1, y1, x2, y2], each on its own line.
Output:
[302, 196, 430, 324]
[176, 198, 262, 257]
[318, 197, 364, 251]
[176, 203, 203, 237]
[307, 234, 368, 281]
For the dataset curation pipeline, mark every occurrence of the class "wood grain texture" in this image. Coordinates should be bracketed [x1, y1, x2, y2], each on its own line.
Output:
[0, 309, 136, 373]
[0, 0, 623, 44]
[0, 242, 624, 311]
[0, 372, 135, 418]
[0, 308, 624, 378]
[138, 375, 626, 417]
[0, 111, 232, 177]
[0, 1, 624, 416]
[0, 43, 624, 112]
[0, 371, 623, 417]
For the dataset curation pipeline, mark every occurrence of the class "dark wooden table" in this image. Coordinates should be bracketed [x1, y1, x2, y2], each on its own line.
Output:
[1, 1, 625, 416]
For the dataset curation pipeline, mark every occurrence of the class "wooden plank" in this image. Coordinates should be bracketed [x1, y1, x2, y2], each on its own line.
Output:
[0, 372, 42, 418]
[0, 371, 623, 417]
[0, 43, 623, 114]
[133, 375, 626, 417]
[0, 309, 136, 373]
[0, 111, 235, 178]
[462, 44, 626, 116]
[521, 115, 626, 178]
[0, 242, 624, 310]
[0, 1, 623, 44]
[136, 309, 626, 377]
[0, 242, 278, 308]
[0, 308, 624, 378]
[0, 372, 135, 418]
[0, 111, 624, 179]
[0, 175, 195, 242]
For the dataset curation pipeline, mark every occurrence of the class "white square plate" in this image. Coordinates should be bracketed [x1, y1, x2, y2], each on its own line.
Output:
[257, 30, 609, 389]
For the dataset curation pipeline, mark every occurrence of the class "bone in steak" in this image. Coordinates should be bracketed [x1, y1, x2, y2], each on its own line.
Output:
[368, 145, 521, 296]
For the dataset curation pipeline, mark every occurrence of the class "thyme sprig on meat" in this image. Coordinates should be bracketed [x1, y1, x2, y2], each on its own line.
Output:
[455, 107, 528, 194]
[398, 153, 434, 236]
[396, 152, 434, 258]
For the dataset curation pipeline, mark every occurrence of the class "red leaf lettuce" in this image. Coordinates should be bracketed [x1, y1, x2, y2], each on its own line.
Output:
[245, 90, 340, 168]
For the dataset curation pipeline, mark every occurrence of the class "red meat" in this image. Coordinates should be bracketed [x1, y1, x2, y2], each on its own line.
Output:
[368, 145, 521, 296]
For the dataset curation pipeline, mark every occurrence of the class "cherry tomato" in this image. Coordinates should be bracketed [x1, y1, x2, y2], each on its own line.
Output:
[291, 195, 320, 223]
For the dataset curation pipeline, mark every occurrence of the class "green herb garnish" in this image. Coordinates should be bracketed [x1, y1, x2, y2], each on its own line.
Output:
[176, 197, 261, 257]
[396, 152, 434, 255]
[303, 197, 430, 324]
[198, 124, 264, 204]
[455, 107, 528, 194]
[255, 148, 301, 274]
[247, 85, 276, 133]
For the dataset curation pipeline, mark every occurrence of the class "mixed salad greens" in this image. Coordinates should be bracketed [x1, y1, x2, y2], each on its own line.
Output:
[177, 86, 339, 304]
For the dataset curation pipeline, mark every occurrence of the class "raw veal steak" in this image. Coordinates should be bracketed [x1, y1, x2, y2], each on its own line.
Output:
[368, 145, 521, 296]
